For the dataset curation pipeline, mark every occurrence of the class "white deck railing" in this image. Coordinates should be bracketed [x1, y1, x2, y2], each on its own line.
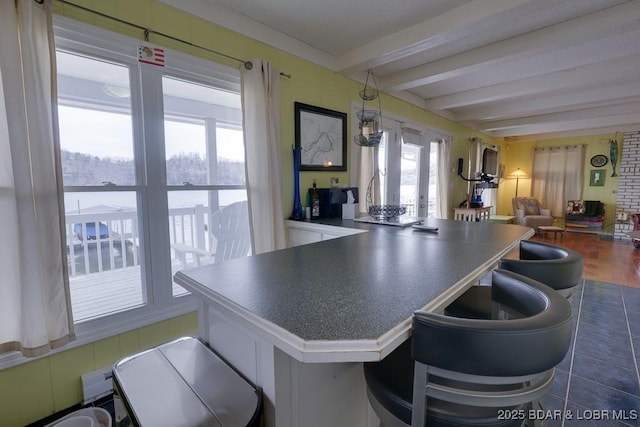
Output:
[65, 204, 216, 321]
[65, 204, 210, 277]
[168, 204, 210, 252]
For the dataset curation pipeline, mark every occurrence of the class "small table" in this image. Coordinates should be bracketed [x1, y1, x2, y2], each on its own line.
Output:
[538, 225, 565, 240]
[454, 206, 491, 222]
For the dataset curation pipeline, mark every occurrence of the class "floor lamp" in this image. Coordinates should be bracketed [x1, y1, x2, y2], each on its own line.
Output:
[507, 168, 530, 197]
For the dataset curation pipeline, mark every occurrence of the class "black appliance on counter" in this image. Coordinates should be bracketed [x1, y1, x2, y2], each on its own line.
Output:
[308, 187, 358, 218]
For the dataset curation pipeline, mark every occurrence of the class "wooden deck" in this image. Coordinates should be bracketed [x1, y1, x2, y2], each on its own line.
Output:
[69, 267, 143, 322]
[63, 203, 244, 321]
[69, 260, 188, 322]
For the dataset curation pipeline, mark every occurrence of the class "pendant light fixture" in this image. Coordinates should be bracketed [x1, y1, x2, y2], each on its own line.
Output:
[354, 69, 383, 147]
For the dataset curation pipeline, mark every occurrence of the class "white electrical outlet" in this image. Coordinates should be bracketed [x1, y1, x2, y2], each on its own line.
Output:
[81, 366, 114, 404]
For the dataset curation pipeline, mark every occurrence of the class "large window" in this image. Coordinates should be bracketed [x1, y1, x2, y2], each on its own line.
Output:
[55, 18, 248, 329]
[58, 51, 145, 322]
[162, 76, 247, 296]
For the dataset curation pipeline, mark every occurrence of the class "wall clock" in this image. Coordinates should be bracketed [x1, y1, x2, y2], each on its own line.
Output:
[590, 154, 608, 167]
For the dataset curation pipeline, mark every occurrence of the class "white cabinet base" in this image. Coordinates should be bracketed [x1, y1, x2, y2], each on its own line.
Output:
[285, 220, 366, 247]
[200, 301, 378, 427]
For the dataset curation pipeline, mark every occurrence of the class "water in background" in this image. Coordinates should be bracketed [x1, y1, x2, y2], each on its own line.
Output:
[64, 190, 246, 214]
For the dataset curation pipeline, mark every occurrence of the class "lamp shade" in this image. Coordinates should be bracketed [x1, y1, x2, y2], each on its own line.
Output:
[507, 168, 529, 197]
[507, 168, 530, 179]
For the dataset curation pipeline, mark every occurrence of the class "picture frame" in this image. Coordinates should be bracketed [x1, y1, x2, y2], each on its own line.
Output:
[590, 169, 605, 186]
[294, 102, 347, 171]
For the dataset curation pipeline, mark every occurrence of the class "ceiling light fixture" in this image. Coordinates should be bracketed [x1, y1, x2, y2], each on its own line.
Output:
[354, 69, 383, 147]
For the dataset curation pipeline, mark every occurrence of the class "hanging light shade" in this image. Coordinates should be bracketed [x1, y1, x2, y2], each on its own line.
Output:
[354, 69, 383, 147]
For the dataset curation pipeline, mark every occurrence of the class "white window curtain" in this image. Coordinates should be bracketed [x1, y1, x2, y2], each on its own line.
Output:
[240, 60, 286, 254]
[436, 139, 451, 219]
[531, 145, 585, 217]
[0, 0, 74, 357]
[468, 137, 483, 178]
[357, 146, 381, 213]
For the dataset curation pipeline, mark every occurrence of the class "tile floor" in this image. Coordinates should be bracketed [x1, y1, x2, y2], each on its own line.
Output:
[541, 279, 640, 427]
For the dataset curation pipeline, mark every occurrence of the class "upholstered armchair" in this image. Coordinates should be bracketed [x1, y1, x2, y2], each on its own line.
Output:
[512, 197, 554, 229]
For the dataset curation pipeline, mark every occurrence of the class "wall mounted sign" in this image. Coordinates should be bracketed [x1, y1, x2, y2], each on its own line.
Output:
[295, 102, 347, 171]
[138, 43, 165, 67]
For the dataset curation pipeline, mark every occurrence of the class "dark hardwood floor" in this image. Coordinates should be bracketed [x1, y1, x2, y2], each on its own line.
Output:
[517, 231, 640, 288]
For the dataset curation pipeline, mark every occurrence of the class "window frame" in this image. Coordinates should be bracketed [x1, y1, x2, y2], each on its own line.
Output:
[0, 16, 245, 369]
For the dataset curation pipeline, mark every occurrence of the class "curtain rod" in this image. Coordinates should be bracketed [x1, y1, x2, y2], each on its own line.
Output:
[52, 0, 291, 78]
[534, 144, 588, 150]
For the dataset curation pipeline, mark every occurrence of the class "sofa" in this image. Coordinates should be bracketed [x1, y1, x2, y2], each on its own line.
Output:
[565, 200, 605, 231]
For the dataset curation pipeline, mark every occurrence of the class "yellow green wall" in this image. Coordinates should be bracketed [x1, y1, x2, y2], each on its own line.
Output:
[498, 133, 620, 231]
[275, 49, 501, 215]
[0, 312, 197, 427]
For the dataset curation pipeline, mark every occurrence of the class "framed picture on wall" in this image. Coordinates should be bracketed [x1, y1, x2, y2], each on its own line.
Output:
[590, 169, 605, 186]
[294, 102, 347, 171]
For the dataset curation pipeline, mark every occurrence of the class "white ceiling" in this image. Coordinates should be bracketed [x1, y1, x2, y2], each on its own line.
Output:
[159, 0, 640, 141]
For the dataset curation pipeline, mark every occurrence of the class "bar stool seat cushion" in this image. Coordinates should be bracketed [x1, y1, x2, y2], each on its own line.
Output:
[499, 240, 583, 291]
[446, 240, 583, 319]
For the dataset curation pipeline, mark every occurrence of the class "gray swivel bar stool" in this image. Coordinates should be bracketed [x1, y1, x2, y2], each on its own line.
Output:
[446, 240, 583, 319]
[364, 269, 573, 427]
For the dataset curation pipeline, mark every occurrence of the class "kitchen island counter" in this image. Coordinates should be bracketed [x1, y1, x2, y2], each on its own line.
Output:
[174, 218, 533, 426]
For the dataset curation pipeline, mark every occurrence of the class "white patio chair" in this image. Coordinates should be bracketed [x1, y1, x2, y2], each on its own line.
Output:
[173, 201, 251, 268]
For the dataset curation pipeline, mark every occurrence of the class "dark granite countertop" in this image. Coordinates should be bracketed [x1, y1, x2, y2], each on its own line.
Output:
[175, 218, 533, 362]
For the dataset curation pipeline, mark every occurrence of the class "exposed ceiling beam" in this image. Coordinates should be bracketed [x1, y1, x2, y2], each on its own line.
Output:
[380, 1, 640, 92]
[335, 0, 537, 74]
[486, 112, 640, 136]
[157, 0, 640, 140]
[478, 102, 640, 131]
[454, 82, 640, 121]
[504, 124, 637, 142]
[424, 53, 640, 110]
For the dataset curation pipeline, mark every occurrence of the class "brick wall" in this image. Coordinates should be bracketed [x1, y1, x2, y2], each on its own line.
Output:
[614, 131, 640, 242]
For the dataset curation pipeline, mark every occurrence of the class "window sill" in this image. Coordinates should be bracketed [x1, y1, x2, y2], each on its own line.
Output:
[0, 296, 198, 371]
